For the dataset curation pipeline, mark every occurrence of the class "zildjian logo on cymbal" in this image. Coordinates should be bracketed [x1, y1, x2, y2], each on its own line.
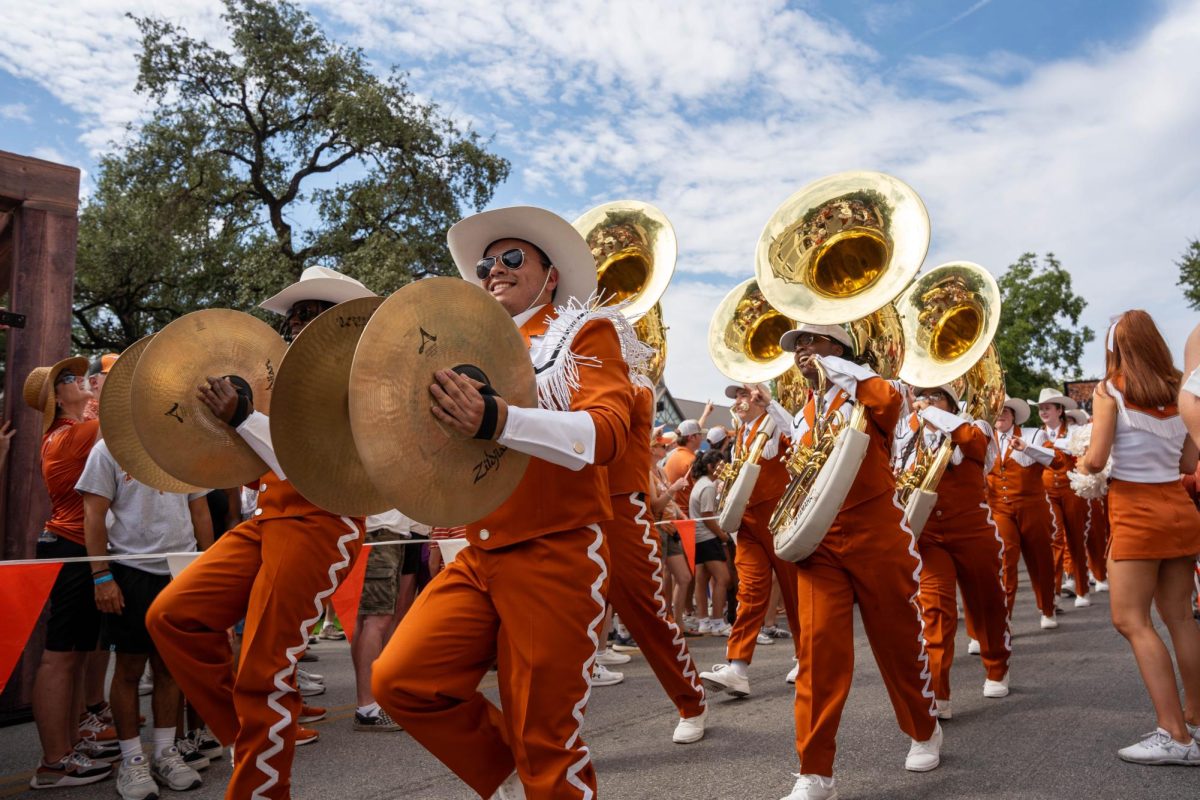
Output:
[418, 327, 438, 356]
[164, 403, 184, 423]
[473, 445, 507, 484]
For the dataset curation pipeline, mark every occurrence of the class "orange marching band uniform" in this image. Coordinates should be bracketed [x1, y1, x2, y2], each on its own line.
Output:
[768, 353, 939, 783]
[1035, 397, 1093, 604]
[601, 383, 708, 738]
[895, 401, 1012, 717]
[984, 399, 1061, 628]
[371, 207, 635, 800]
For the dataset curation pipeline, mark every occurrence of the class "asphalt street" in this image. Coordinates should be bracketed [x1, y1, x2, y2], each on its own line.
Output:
[1, 570, 1197, 799]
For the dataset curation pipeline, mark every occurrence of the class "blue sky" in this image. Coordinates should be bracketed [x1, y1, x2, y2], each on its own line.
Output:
[1, 0, 1197, 403]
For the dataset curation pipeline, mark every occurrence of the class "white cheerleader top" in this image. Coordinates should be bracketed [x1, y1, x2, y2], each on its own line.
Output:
[1107, 381, 1187, 483]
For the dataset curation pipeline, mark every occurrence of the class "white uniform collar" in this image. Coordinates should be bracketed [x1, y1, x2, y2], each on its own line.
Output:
[512, 303, 552, 330]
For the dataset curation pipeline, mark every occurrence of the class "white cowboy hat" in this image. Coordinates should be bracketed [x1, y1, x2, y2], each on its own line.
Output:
[259, 266, 376, 315]
[779, 323, 855, 355]
[1002, 396, 1031, 426]
[1028, 387, 1079, 411]
[1066, 408, 1089, 426]
[447, 206, 597, 308]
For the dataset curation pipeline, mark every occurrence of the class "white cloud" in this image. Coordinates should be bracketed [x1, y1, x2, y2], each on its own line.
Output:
[0, 102, 31, 122]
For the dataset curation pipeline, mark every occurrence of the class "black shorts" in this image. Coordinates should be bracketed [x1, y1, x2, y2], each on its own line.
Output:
[400, 535, 426, 576]
[694, 538, 727, 565]
[37, 536, 102, 652]
[102, 563, 171, 654]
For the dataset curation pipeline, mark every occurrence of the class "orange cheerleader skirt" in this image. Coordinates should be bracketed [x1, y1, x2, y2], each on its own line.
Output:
[1108, 479, 1200, 560]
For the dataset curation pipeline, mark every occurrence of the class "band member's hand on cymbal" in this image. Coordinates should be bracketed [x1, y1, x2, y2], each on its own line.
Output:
[198, 377, 251, 425]
[430, 369, 508, 440]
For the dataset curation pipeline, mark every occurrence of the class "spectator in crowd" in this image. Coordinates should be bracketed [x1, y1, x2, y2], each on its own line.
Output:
[689, 450, 732, 636]
[665, 419, 705, 510]
[23, 357, 117, 789]
[78, 436, 215, 798]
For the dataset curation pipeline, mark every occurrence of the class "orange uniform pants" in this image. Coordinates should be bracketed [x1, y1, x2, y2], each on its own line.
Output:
[605, 493, 705, 719]
[146, 514, 363, 800]
[989, 498, 1056, 617]
[1047, 488, 1090, 597]
[726, 498, 801, 664]
[372, 527, 608, 800]
[792, 494, 936, 777]
[917, 507, 1011, 700]
[1084, 498, 1109, 582]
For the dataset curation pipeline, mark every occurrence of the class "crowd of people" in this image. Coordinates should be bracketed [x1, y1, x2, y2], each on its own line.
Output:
[8, 202, 1200, 800]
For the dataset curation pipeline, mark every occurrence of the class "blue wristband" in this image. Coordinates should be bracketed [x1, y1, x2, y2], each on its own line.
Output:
[93, 573, 114, 586]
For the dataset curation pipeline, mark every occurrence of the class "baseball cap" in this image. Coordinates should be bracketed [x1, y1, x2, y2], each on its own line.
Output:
[706, 427, 728, 446]
[676, 419, 703, 437]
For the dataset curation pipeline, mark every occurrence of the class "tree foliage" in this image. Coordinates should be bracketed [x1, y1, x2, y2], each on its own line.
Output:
[74, 0, 509, 351]
[993, 252, 1095, 405]
[1176, 238, 1200, 311]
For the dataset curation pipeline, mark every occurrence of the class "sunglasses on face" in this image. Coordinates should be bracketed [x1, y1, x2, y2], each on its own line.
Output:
[918, 391, 948, 403]
[475, 248, 529, 280]
[56, 372, 83, 386]
[793, 333, 833, 348]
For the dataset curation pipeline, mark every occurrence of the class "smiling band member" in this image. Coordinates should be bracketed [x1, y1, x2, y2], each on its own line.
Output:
[765, 324, 940, 800]
[371, 206, 636, 800]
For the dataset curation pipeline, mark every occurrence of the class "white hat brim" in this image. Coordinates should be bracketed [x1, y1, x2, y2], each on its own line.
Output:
[260, 277, 376, 315]
[448, 206, 597, 308]
[1030, 389, 1079, 411]
[1004, 397, 1031, 425]
[780, 324, 854, 354]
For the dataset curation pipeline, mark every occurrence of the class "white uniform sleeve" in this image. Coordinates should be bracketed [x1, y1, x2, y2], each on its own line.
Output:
[497, 406, 596, 471]
[765, 400, 797, 436]
[235, 411, 286, 480]
[918, 407, 970, 436]
[816, 355, 877, 399]
[1023, 429, 1056, 467]
[757, 417, 781, 460]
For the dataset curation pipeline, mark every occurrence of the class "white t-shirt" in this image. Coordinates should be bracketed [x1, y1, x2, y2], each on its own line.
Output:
[688, 475, 719, 543]
[75, 440, 206, 575]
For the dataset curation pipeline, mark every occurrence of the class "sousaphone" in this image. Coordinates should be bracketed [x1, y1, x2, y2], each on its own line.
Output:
[573, 200, 675, 384]
[348, 278, 537, 526]
[131, 309, 286, 490]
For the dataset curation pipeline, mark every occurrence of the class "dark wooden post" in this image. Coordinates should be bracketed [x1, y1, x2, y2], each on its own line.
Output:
[0, 151, 80, 723]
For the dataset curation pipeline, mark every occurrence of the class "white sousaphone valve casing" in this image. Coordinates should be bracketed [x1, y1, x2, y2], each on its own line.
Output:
[773, 425, 870, 562]
[903, 488, 938, 539]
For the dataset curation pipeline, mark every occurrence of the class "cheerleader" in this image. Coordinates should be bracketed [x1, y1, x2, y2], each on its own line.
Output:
[1079, 310, 1200, 765]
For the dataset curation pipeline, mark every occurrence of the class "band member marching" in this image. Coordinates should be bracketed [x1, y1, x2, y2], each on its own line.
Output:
[896, 385, 1012, 720]
[147, 267, 376, 799]
[768, 324, 940, 800]
[1065, 407, 1110, 591]
[1032, 388, 1093, 607]
[371, 206, 636, 799]
[699, 383, 802, 696]
[985, 396, 1061, 630]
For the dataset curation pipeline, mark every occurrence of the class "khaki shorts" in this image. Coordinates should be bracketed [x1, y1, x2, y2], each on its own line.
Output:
[360, 530, 406, 616]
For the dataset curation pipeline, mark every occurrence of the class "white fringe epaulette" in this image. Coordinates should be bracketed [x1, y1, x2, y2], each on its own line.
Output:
[1108, 382, 1187, 441]
[532, 293, 655, 412]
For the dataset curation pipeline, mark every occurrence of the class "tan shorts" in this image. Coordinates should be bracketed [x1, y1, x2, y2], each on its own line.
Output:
[360, 530, 406, 616]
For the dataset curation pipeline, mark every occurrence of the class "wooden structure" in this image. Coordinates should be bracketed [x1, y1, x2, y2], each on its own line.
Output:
[0, 150, 80, 722]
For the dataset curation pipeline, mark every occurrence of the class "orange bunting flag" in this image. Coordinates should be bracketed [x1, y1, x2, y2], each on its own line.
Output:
[674, 520, 697, 573]
[329, 546, 369, 642]
[0, 562, 63, 694]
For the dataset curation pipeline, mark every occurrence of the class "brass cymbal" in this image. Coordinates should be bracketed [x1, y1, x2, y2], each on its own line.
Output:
[349, 277, 536, 526]
[131, 309, 287, 489]
[100, 336, 204, 494]
[270, 296, 391, 516]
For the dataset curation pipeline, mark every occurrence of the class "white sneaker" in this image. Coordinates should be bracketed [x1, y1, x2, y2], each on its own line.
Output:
[117, 755, 158, 800]
[1095, 580, 1109, 592]
[151, 746, 202, 791]
[672, 708, 707, 744]
[590, 664, 624, 686]
[713, 621, 733, 637]
[983, 673, 1010, 698]
[757, 631, 776, 645]
[489, 770, 527, 800]
[1062, 576, 1076, 594]
[1074, 595, 1092, 608]
[762, 625, 792, 639]
[967, 638, 981, 655]
[1117, 728, 1200, 765]
[297, 672, 325, 697]
[1039, 614, 1059, 630]
[1189, 722, 1199, 742]
[700, 664, 751, 697]
[785, 660, 799, 685]
[596, 646, 631, 666]
[297, 667, 325, 684]
[905, 722, 943, 772]
[780, 773, 837, 800]
[934, 699, 952, 720]
[698, 618, 714, 635]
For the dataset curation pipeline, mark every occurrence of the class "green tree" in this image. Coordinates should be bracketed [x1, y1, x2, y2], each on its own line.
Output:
[994, 252, 1095, 406]
[1176, 238, 1200, 311]
[74, 0, 509, 350]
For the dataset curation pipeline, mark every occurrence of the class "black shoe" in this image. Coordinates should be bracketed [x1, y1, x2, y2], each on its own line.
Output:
[299, 651, 319, 663]
[353, 710, 402, 732]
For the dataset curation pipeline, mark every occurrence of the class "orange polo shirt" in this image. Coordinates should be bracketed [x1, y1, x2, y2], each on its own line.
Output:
[664, 447, 697, 510]
[466, 311, 634, 550]
[608, 385, 653, 497]
[42, 417, 100, 544]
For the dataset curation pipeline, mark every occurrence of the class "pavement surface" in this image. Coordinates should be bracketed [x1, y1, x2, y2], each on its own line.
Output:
[1, 572, 1198, 799]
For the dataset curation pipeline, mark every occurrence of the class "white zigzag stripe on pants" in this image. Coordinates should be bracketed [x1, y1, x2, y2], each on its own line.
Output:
[563, 524, 607, 800]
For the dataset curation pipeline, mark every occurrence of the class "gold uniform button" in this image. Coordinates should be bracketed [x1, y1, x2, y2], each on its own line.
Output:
[479, 529, 491, 541]
[573, 442, 585, 454]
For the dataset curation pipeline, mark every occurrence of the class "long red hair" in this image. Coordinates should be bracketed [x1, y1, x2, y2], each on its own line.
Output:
[1104, 309, 1180, 408]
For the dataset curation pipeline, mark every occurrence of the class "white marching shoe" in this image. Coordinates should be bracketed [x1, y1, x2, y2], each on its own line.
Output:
[780, 774, 837, 800]
[490, 771, 527, 800]
[1074, 594, 1091, 608]
[596, 646, 631, 666]
[966, 638, 981, 655]
[785, 659, 799, 685]
[983, 673, 1010, 698]
[1094, 580, 1109, 592]
[1117, 728, 1200, 765]
[699, 664, 750, 697]
[905, 722, 943, 772]
[672, 707, 707, 744]
[934, 699, 952, 720]
[1039, 614, 1059, 630]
